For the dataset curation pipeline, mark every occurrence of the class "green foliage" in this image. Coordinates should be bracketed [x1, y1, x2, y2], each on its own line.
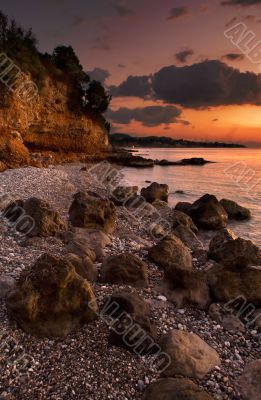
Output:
[0, 10, 111, 125]
[85, 80, 111, 113]
[52, 45, 89, 84]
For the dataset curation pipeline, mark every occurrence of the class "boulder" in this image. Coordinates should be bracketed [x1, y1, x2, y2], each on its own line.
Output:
[143, 378, 214, 400]
[175, 202, 192, 215]
[108, 313, 158, 355]
[208, 263, 261, 305]
[7, 254, 98, 338]
[3, 197, 67, 237]
[148, 235, 193, 271]
[164, 267, 211, 310]
[209, 228, 237, 254]
[111, 186, 138, 206]
[101, 253, 149, 287]
[208, 304, 245, 333]
[0, 275, 16, 299]
[102, 292, 157, 355]
[209, 238, 261, 269]
[189, 194, 228, 230]
[220, 198, 251, 220]
[69, 191, 116, 234]
[141, 183, 169, 204]
[173, 225, 203, 252]
[0, 160, 7, 172]
[66, 253, 98, 282]
[172, 210, 198, 233]
[160, 330, 220, 379]
[0, 133, 29, 169]
[64, 228, 111, 260]
[239, 360, 261, 400]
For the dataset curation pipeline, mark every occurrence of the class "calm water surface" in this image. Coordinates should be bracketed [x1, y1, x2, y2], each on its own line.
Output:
[122, 148, 261, 246]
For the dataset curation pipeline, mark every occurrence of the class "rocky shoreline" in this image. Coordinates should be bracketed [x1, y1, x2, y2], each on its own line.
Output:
[0, 163, 260, 400]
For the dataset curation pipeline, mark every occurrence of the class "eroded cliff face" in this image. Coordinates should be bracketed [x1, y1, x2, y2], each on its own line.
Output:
[0, 78, 109, 170]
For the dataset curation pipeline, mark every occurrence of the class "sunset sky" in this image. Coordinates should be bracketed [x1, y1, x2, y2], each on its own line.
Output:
[1, 0, 261, 145]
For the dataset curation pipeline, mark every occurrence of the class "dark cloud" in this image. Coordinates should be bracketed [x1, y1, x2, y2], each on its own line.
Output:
[117, 63, 126, 68]
[152, 60, 261, 108]
[110, 75, 151, 97]
[221, 0, 261, 6]
[167, 7, 189, 20]
[222, 53, 245, 61]
[175, 49, 194, 63]
[92, 35, 112, 51]
[113, 60, 261, 108]
[113, 1, 135, 16]
[87, 67, 110, 83]
[212, 118, 219, 122]
[107, 105, 182, 126]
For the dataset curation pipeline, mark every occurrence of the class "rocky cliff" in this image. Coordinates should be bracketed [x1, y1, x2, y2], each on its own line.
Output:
[0, 77, 109, 171]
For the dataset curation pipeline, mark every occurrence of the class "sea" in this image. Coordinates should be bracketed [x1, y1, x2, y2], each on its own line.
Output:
[121, 148, 261, 246]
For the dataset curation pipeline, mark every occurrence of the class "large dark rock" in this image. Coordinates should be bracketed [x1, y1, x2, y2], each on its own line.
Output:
[111, 186, 139, 206]
[175, 202, 192, 215]
[141, 182, 169, 204]
[101, 253, 149, 287]
[239, 360, 261, 400]
[220, 198, 251, 220]
[7, 254, 98, 338]
[66, 253, 98, 282]
[164, 267, 211, 310]
[209, 238, 261, 269]
[69, 191, 116, 234]
[189, 194, 228, 230]
[172, 210, 198, 233]
[3, 197, 67, 237]
[208, 263, 261, 306]
[102, 292, 157, 355]
[160, 330, 220, 379]
[148, 235, 192, 271]
[209, 228, 237, 254]
[173, 225, 203, 252]
[143, 378, 214, 400]
[64, 228, 111, 261]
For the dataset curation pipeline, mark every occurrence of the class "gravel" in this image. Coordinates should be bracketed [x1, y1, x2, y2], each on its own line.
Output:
[0, 163, 260, 400]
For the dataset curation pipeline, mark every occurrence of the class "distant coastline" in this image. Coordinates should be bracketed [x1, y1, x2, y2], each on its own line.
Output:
[110, 133, 246, 148]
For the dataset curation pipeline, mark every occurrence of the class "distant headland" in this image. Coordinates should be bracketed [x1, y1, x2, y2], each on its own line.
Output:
[110, 133, 246, 148]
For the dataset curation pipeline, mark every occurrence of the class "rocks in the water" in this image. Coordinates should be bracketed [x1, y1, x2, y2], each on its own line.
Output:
[69, 191, 116, 234]
[0, 275, 16, 299]
[175, 202, 192, 215]
[172, 210, 198, 233]
[160, 330, 220, 379]
[66, 253, 98, 282]
[208, 303, 245, 333]
[101, 253, 149, 287]
[209, 228, 237, 254]
[148, 235, 192, 271]
[3, 197, 67, 237]
[111, 186, 139, 206]
[239, 360, 261, 400]
[141, 182, 169, 204]
[143, 378, 214, 400]
[173, 225, 203, 252]
[209, 237, 261, 269]
[7, 254, 98, 338]
[208, 263, 261, 305]
[189, 194, 228, 230]
[164, 267, 211, 310]
[64, 228, 111, 260]
[220, 198, 251, 220]
[181, 157, 212, 166]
